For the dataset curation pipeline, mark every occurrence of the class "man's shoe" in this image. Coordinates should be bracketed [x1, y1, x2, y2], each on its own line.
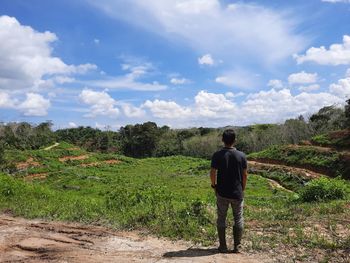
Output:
[217, 227, 228, 253]
[218, 245, 228, 253]
[233, 244, 241, 253]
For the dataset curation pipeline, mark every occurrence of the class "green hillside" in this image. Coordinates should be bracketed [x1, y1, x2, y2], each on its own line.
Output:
[248, 130, 350, 179]
[0, 142, 350, 261]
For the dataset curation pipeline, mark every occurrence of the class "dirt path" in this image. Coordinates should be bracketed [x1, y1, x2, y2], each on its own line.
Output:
[44, 143, 60, 151]
[248, 160, 324, 179]
[0, 215, 267, 263]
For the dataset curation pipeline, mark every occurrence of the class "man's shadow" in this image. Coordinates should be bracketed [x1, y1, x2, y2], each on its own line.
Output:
[163, 248, 220, 258]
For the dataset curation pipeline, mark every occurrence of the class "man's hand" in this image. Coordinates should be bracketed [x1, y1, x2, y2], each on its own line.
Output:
[242, 169, 248, 191]
[210, 168, 217, 192]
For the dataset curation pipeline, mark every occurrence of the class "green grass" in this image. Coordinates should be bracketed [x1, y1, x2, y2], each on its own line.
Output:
[0, 143, 349, 260]
[311, 130, 350, 149]
[248, 145, 349, 178]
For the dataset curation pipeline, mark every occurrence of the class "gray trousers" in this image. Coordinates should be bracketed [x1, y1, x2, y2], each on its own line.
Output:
[216, 194, 244, 245]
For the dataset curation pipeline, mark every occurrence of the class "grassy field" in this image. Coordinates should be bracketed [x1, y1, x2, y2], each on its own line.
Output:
[1, 142, 350, 262]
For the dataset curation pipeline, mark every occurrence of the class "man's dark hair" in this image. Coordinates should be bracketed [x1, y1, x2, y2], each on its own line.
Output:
[222, 129, 236, 145]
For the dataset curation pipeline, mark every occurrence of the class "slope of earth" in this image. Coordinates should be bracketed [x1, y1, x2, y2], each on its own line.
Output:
[0, 214, 265, 263]
[248, 144, 349, 179]
[0, 142, 349, 262]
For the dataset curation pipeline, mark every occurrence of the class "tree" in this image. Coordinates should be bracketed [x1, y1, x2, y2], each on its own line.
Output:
[0, 142, 5, 166]
[120, 122, 161, 157]
[309, 105, 346, 133]
[345, 99, 350, 128]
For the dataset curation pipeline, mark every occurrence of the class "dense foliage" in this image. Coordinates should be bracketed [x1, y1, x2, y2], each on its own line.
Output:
[0, 102, 348, 159]
[299, 177, 348, 202]
[248, 145, 349, 179]
[0, 144, 349, 260]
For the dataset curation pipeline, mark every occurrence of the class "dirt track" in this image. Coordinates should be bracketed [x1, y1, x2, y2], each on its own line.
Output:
[0, 215, 267, 263]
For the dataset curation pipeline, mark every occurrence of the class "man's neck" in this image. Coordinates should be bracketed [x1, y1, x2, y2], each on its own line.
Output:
[224, 145, 235, 149]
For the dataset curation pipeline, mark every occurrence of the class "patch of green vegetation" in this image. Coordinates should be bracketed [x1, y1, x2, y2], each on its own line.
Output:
[248, 145, 347, 177]
[0, 145, 349, 260]
[299, 177, 349, 202]
[311, 130, 350, 149]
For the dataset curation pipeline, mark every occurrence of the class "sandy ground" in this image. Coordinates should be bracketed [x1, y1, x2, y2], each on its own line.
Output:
[0, 215, 268, 263]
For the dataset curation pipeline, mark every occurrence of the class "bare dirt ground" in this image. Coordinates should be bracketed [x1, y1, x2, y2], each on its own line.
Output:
[248, 160, 323, 179]
[44, 143, 60, 151]
[58, 155, 89, 162]
[16, 158, 40, 170]
[0, 215, 268, 263]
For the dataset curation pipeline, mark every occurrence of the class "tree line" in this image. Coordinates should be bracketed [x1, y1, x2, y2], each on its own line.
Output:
[0, 99, 349, 160]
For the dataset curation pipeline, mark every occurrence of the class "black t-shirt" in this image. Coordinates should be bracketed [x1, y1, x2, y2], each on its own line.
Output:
[211, 147, 247, 200]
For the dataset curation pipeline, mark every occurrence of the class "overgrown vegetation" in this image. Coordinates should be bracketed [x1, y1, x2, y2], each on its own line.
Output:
[248, 145, 349, 178]
[0, 102, 348, 159]
[299, 177, 349, 202]
[0, 144, 349, 261]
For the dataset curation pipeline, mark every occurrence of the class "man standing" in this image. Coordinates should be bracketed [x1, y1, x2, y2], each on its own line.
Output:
[210, 129, 248, 253]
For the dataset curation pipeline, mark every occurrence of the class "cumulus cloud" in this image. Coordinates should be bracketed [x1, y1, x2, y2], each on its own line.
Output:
[170, 77, 191, 85]
[0, 15, 96, 91]
[298, 84, 320, 92]
[241, 89, 343, 123]
[194, 90, 236, 118]
[85, 62, 167, 91]
[329, 77, 350, 98]
[215, 70, 259, 89]
[79, 89, 119, 118]
[288, 71, 318, 84]
[0, 91, 16, 108]
[68, 122, 78, 128]
[143, 99, 191, 119]
[294, 35, 350, 65]
[89, 0, 306, 64]
[198, 54, 214, 65]
[18, 93, 51, 116]
[119, 103, 145, 118]
[267, 79, 283, 89]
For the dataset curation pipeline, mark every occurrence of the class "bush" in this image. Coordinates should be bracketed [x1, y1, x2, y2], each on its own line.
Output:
[299, 177, 348, 202]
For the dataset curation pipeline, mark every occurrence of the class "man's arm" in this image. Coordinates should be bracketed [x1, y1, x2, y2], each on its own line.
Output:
[242, 169, 248, 191]
[210, 168, 217, 187]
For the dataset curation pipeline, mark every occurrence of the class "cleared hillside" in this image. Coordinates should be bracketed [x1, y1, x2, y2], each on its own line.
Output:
[0, 142, 349, 262]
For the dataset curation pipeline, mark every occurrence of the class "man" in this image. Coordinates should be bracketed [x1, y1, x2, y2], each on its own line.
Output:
[210, 129, 248, 253]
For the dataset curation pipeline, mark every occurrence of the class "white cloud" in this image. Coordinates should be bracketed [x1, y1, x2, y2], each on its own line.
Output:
[346, 68, 350, 77]
[0, 91, 16, 108]
[215, 70, 259, 89]
[288, 71, 318, 84]
[241, 88, 343, 124]
[94, 38, 100, 44]
[68, 122, 78, 128]
[85, 62, 167, 91]
[89, 0, 306, 64]
[225, 92, 234, 98]
[298, 84, 320, 92]
[198, 54, 214, 65]
[329, 77, 350, 98]
[143, 99, 191, 119]
[225, 92, 245, 98]
[194, 90, 236, 118]
[0, 16, 96, 91]
[267, 79, 283, 89]
[18, 93, 50, 116]
[119, 103, 145, 118]
[295, 35, 350, 65]
[170, 77, 191, 85]
[79, 89, 120, 118]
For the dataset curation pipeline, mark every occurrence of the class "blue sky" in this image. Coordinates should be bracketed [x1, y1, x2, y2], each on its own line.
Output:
[0, 0, 350, 129]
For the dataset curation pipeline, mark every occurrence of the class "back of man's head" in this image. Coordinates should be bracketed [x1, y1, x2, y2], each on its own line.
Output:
[222, 129, 236, 145]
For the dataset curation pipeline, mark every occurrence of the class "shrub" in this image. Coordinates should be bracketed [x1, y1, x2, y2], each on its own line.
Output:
[299, 177, 348, 202]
